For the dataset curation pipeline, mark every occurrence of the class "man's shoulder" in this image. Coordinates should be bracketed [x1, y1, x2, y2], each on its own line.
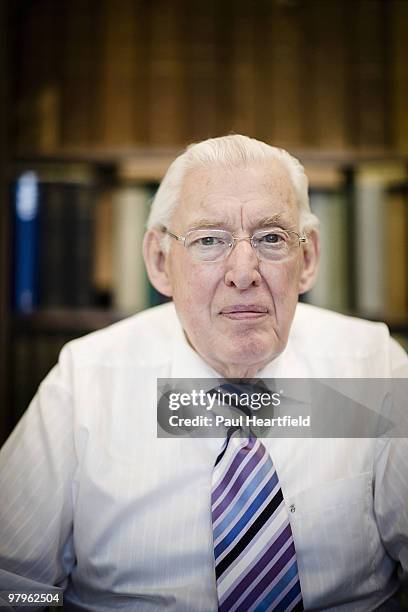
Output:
[292, 303, 400, 371]
[62, 302, 179, 368]
[293, 302, 388, 345]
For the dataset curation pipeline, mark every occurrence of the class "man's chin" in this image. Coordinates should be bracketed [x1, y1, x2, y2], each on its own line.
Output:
[213, 345, 280, 378]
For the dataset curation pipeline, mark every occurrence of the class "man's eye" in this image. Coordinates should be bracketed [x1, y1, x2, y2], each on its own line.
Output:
[261, 233, 284, 244]
[198, 236, 222, 246]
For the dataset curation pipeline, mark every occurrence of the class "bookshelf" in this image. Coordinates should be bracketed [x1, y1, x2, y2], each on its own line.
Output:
[5, 152, 408, 417]
[2, 0, 408, 443]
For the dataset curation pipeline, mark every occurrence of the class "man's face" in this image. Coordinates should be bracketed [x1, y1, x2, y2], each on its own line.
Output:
[153, 161, 314, 377]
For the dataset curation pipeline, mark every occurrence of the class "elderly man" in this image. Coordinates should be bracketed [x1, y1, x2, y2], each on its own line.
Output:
[0, 135, 407, 611]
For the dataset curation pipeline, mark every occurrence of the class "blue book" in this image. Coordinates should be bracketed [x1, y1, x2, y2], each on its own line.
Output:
[13, 172, 40, 313]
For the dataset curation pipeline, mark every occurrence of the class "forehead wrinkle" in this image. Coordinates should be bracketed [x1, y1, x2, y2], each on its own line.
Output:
[256, 214, 289, 228]
[243, 212, 298, 232]
[177, 161, 298, 232]
[187, 218, 232, 231]
[186, 212, 297, 234]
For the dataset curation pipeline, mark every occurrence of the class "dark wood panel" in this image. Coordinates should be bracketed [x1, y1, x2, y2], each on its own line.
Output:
[0, 0, 11, 444]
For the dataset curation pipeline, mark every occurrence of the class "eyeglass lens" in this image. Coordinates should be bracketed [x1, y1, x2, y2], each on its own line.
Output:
[185, 229, 298, 262]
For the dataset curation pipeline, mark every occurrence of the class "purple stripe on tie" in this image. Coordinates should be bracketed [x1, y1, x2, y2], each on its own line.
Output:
[233, 541, 297, 612]
[212, 443, 266, 522]
[261, 571, 301, 612]
[219, 523, 293, 610]
[212, 440, 262, 518]
[214, 471, 280, 552]
[236, 542, 296, 612]
[213, 454, 273, 542]
[212, 436, 257, 505]
[265, 573, 300, 612]
[218, 513, 289, 604]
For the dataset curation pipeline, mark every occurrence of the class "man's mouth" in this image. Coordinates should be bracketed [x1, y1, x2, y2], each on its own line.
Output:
[220, 305, 268, 320]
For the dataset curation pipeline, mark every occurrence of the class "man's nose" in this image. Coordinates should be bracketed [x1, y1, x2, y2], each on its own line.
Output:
[224, 239, 262, 290]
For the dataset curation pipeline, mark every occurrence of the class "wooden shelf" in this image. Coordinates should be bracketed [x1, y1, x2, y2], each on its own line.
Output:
[10, 147, 180, 182]
[12, 145, 408, 161]
[9, 147, 408, 183]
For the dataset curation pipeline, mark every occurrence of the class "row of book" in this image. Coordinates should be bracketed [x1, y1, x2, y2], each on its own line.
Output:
[13, 170, 96, 311]
[305, 162, 408, 320]
[12, 161, 408, 320]
[12, 0, 408, 154]
[12, 164, 164, 315]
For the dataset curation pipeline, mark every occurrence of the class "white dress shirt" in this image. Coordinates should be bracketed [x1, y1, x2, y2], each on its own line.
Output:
[0, 302, 407, 611]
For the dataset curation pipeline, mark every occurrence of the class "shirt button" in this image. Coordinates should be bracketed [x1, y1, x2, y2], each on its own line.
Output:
[289, 504, 296, 513]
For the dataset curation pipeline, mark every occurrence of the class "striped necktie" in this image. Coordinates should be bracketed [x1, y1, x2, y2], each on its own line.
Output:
[211, 420, 304, 611]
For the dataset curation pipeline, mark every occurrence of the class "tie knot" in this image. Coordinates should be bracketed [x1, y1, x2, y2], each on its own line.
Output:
[208, 379, 278, 439]
[209, 379, 272, 416]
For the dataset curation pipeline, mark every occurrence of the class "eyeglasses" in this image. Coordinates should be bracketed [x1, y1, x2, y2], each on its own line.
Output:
[161, 227, 308, 262]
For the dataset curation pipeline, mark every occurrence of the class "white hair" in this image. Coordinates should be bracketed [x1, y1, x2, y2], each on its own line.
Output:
[147, 135, 319, 245]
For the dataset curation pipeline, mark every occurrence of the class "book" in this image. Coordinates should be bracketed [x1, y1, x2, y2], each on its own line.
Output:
[386, 185, 407, 318]
[14, 0, 60, 153]
[355, 163, 407, 317]
[64, 184, 96, 307]
[92, 183, 169, 309]
[111, 185, 152, 314]
[147, 0, 186, 145]
[37, 164, 97, 308]
[184, 0, 217, 141]
[12, 172, 41, 313]
[59, 0, 101, 147]
[390, 0, 408, 152]
[299, 1, 348, 149]
[306, 187, 348, 312]
[93, 187, 114, 307]
[268, 1, 303, 147]
[96, 0, 143, 146]
[38, 182, 68, 307]
[213, 0, 235, 136]
[347, 0, 387, 148]
[229, 1, 257, 137]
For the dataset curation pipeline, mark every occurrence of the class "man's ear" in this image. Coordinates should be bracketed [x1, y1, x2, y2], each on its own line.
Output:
[298, 228, 320, 295]
[143, 229, 173, 297]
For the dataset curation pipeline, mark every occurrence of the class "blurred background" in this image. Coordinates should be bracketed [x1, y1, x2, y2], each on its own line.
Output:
[0, 0, 408, 443]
